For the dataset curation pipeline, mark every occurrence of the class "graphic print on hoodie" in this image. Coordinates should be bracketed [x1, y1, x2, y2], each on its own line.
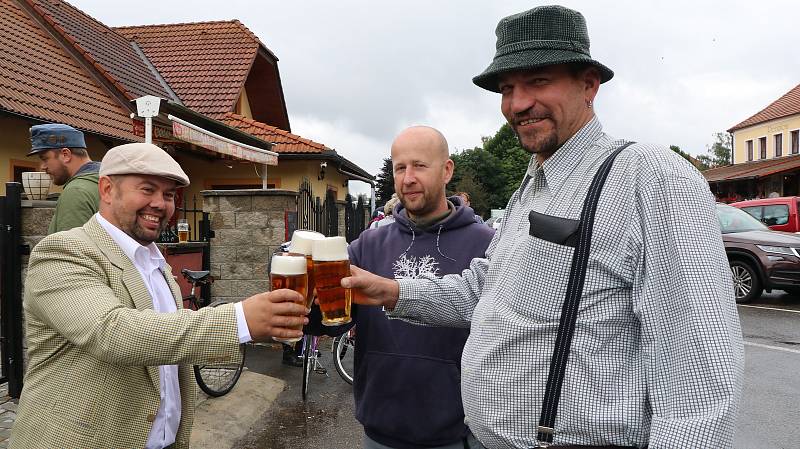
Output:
[346, 198, 495, 449]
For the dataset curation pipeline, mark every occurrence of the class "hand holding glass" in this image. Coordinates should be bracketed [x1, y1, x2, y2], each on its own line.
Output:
[312, 236, 352, 326]
[270, 254, 308, 343]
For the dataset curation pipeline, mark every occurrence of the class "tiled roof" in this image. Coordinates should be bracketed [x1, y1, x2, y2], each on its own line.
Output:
[704, 154, 800, 183]
[729, 83, 800, 132]
[28, 0, 171, 100]
[221, 113, 327, 154]
[115, 21, 261, 118]
[0, 0, 136, 140]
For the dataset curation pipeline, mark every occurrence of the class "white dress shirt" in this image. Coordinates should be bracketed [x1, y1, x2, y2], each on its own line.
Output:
[96, 213, 251, 449]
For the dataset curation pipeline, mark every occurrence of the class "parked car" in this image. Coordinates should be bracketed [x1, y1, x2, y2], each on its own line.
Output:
[485, 216, 503, 230]
[731, 196, 800, 233]
[716, 203, 800, 303]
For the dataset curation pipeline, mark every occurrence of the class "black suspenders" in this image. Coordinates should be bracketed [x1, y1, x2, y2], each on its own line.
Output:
[535, 142, 635, 448]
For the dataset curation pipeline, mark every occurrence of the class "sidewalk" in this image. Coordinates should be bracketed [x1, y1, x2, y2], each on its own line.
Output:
[0, 370, 285, 449]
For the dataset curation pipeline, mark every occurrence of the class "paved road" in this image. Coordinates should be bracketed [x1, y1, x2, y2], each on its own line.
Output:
[233, 339, 361, 449]
[236, 293, 800, 449]
[734, 291, 800, 449]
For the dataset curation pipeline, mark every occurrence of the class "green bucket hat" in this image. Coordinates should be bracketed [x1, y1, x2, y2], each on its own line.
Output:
[473, 5, 614, 92]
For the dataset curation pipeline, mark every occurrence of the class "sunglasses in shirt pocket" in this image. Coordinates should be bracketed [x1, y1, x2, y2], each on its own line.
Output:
[528, 210, 580, 248]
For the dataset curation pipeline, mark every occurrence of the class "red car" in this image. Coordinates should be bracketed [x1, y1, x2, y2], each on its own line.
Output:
[731, 196, 800, 233]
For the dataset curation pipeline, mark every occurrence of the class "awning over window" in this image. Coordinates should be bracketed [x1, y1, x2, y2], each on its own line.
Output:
[704, 155, 800, 183]
[169, 115, 277, 165]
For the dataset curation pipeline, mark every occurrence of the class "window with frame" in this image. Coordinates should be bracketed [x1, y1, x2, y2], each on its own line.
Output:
[759, 137, 767, 159]
[763, 204, 789, 226]
[792, 130, 799, 154]
[746, 140, 754, 161]
[775, 133, 783, 157]
[740, 206, 762, 221]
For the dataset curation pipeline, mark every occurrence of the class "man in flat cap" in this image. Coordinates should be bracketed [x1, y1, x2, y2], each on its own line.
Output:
[11, 143, 309, 449]
[344, 5, 743, 449]
[28, 123, 101, 233]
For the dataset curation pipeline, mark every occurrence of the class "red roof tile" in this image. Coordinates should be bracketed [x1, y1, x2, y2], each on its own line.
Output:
[28, 0, 171, 100]
[729, 83, 800, 132]
[221, 113, 327, 154]
[704, 154, 800, 183]
[115, 21, 262, 118]
[0, 0, 136, 140]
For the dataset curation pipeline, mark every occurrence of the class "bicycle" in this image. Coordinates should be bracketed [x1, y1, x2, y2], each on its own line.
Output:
[181, 268, 246, 397]
[332, 327, 355, 385]
[300, 333, 329, 400]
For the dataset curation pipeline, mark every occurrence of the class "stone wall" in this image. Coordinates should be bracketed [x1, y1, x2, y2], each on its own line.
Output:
[203, 189, 297, 303]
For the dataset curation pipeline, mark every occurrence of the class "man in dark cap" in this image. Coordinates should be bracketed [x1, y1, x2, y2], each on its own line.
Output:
[28, 123, 101, 233]
[344, 5, 743, 449]
[12, 142, 309, 449]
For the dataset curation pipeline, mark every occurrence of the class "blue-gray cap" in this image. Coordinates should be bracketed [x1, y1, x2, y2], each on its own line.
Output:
[28, 123, 86, 156]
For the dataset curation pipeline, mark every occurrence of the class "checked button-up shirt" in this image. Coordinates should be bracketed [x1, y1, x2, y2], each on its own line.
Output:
[390, 117, 744, 449]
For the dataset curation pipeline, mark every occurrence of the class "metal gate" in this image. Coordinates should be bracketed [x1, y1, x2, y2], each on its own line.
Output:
[296, 179, 339, 237]
[296, 179, 369, 242]
[345, 194, 368, 243]
[0, 183, 27, 398]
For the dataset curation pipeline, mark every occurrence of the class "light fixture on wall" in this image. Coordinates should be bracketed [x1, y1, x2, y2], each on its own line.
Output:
[318, 161, 327, 181]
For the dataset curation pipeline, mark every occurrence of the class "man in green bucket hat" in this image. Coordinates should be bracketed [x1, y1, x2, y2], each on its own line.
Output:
[343, 5, 743, 449]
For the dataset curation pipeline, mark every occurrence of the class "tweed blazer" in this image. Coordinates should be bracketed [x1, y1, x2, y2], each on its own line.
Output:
[11, 216, 242, 449]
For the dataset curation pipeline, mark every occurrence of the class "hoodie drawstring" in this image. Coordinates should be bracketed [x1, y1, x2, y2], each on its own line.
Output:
[435, 225, 456, 262]
[400, 224, 456, 263]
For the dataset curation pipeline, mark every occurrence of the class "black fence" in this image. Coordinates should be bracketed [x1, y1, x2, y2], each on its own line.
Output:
[296, 179, 368, 242]
[296, 179, 339, 237]
[157, 194, 213, 243]
[0, 183, 27, 397]
[345, 194, 368, 243]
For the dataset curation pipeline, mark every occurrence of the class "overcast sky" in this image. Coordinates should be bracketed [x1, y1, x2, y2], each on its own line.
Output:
[70, 0, 800, 195]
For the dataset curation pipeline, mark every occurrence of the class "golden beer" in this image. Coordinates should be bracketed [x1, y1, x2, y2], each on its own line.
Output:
[313, 259, 352, 325]
[177, 219, 189, 243]
[312, 236, 352, 326]
[287, 230, 325, 307]
[270, 254, 308, 343]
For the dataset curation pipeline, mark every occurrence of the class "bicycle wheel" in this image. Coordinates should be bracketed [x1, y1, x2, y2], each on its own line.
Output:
[301, 335, 313, 400]
[194, 299, 246, 397]
[333, 333, 354, 385]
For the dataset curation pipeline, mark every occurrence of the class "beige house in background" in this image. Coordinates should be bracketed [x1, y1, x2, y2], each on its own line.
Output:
[0, 0, 372, 201]
[705, 83, 800, 201]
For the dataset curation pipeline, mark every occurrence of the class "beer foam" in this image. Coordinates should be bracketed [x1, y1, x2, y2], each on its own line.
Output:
[289, 230, 325, 255]
[312, 236, 349, 261]
[271, 254, 307, 275]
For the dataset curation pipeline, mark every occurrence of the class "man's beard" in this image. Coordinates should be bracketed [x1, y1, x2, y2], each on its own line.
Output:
[50, 166, 70, 186]
[513, 127, 559, 156]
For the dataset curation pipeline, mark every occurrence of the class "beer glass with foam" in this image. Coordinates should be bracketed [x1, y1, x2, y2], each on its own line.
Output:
[312, 236, 352, 326]
[270, 253, 308, 343]
[287, 230, 325, 307]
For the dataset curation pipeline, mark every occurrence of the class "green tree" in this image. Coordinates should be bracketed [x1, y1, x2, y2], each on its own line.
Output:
[448, 123, 530, 212]
[451, 168, 490, 218]
[670, 145, 707, 171]
[374, 157, 394, 205]
[697, 132, 732, 169]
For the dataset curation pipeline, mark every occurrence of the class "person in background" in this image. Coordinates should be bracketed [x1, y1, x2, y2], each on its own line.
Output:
[27, 123, 101, 233]
[371, 193, 400, 229]
[455, 191, 484, 223]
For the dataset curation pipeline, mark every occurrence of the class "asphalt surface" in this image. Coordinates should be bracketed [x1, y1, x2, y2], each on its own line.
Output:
[233, 293, 800, 449]
[233, 339, 361, 449]
[734, 291, 800, 449]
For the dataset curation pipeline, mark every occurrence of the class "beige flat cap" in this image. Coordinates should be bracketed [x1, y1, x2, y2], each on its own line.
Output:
[100, 143, 189, 187]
